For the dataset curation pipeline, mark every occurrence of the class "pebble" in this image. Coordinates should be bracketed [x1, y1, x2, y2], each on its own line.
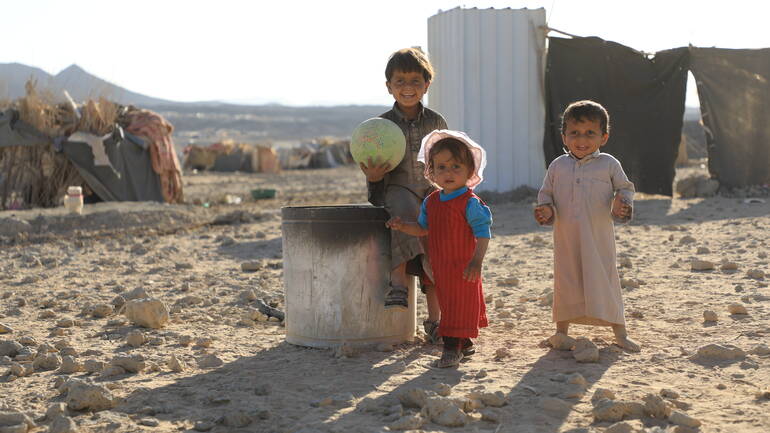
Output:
[679, 235, 696, 245]
[692, 344, 746, 361]
[494, 347, 512, 360]
[388, 413, 425, 430]
[84, 359, 105, 373]
[91, 304, 113, 318]
[605, 421, 635, 433]
[125, 331, 146, 348]
[33, 353, 62, 371]
[642, 393, 670, 418]
[727, 303, 748, 315]
[547, 333, 576, 351]
[747, 269, 765, 279]
[567, 373, 587, 387]
[433, 383, 452, 397]
[669, 410, 702, 428]
[0, 341, 23, 357]
[541, 397, 571, 415]
[65, 379, 117, 411]
[197, 354, 223, 368]
[57, 356, 83, 374]
[167, 355, 185, 372]
[573, 337, 599, 363]
[720, 261, 739, 271]
[591, 388, 616, 404]
[0, 323, 13, 334]
[49, 414, 78, 433]
[691, 260, 715, 271]
[750, 344, 770, 356]
[240, 261, 264, 272]
[124, 298, 169, 329]
[703, 310, 718, 322]
[138, 418, 160, 427]
[110, 354, 146, 373]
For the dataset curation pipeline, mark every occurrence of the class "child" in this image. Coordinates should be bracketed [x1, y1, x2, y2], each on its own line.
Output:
[534, 100, 640, 352]
[359, 48, 447, 343]
[387, 130, 491, 367]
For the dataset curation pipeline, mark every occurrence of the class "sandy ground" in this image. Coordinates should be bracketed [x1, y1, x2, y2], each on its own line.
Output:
[1, 164, 769, 433]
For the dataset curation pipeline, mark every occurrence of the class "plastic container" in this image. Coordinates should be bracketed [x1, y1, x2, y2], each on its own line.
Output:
[281, 205, 416, 348]
[64, 186, 83, 215]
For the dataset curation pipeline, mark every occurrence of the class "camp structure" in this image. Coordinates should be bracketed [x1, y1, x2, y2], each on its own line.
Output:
[184, 137, 352, 172]
[0, 83, 183, 210]
[183, 140, 280, 174]
[427, 7, 770, 195]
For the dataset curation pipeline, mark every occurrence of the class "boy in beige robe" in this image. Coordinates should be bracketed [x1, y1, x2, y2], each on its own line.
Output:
[535, 100, 640, 352]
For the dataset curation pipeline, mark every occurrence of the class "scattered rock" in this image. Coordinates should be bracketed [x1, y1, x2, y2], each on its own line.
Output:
[32, 353, 62, 371]
[592, 399, 630, 422]
[547, 333, 575, 351]
[727, 303, 748, 315]
[750, 344, 770, 356]
[0, 340, 23, 357]
[241, 261, 264, 272]
[691, 260, 715, 271]
[703, 310, 718, 322]
[57, 356, 83, 374]
[110, 355, 146, 373]
[421, 396, 468, 427]
[0, 410, 36, 433]
[65, 379, 118, 411]
[0, 323, 13, 334]
[746, 269, 765, 279]
[84, 359, 105, 373]
[197, 354, 223, 369]
[167, 355, 185, 372]
[669, 410, 702, 428]
[388, 414, 425, 431]
[48, 415, 78, 433]
[541, 397, 571, 415]
[125, 331, 146, 348]
[720, 262, 739, 271]
[91, 304, 113, 318]
[642, 393, 671, 418]
[591, 388, 616, 405]
[605, 421, 635, 433]
[692, 344, 745, 361]
[573, 337, 599, 363]
[124, 298, 169, 329]
[494, 347, 512, 360]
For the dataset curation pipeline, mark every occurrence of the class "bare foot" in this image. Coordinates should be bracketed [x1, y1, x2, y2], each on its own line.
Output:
[614, 335, 641, 352]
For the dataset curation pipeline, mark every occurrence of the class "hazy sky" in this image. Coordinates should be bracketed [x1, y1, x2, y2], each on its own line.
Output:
[3, 0, 769, 105]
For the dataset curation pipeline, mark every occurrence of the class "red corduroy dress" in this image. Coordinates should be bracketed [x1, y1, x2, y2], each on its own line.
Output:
[426, 189, 489, 338]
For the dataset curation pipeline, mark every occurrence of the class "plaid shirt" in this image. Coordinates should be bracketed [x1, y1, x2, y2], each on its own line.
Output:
[368, 103, 448, 205]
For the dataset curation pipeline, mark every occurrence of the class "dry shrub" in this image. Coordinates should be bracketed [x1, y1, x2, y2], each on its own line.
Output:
[79, 98, 118, 135]
[15, 80, 78, 137]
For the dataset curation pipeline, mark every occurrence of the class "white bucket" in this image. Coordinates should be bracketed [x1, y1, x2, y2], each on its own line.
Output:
[281, 205, 416, 348]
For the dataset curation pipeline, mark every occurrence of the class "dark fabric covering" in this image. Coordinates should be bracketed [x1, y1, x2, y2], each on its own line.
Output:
[543, 37, 690, 196]
[0, 109, 51, 148]
[64, 129, 164, 203]
[690, 47, 770, 187]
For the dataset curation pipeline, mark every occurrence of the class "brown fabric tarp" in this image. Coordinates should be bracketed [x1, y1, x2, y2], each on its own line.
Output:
[543, 37, 690, 196]
[690, 47, 770, 187]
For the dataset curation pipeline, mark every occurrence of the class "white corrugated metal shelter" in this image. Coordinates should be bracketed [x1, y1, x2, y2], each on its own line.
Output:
[427, 7, 547, 192]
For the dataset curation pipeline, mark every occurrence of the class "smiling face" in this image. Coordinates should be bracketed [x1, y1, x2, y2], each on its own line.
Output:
[561, 118, 609, 159]
[431, 149, 471, 194]
[386, 69, 430, 115]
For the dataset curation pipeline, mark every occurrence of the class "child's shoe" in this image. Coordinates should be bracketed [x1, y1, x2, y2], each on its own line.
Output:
[423, 320, 441, 344]
[384, 284, 408, 310]
[461, 338, 475, 357]
[436, 337, 463, 368]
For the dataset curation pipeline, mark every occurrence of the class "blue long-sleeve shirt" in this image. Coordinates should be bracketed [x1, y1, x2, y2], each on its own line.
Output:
[417, 187, 492, 238]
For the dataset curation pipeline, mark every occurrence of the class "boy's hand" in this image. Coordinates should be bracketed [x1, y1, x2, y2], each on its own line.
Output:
[534, 204, 554, 225]
[611, 195, 632, 220]
[463, 259, 482, 282]
[385, 216, 405, 231]
[359, 157, 391, 183]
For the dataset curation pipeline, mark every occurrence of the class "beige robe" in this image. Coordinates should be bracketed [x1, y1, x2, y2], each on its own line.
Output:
[537, 151, 634, 326]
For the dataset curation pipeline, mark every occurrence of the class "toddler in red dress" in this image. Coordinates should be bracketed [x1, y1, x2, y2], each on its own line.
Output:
[387, 130, 492, 367]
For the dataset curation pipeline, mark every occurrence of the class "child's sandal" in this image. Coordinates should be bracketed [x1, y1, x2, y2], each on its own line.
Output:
[437, 347, 463, 368]
[461, 338, 475, 357]
[422, 320, 441, 344]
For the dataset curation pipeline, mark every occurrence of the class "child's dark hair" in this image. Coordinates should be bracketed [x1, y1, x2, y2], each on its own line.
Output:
[427, 138, 475, 177]
[561, 100, 610, 135]
[385, 48, 435, 82]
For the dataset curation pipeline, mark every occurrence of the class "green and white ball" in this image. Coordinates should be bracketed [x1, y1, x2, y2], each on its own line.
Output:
[350, 118, 405, 171]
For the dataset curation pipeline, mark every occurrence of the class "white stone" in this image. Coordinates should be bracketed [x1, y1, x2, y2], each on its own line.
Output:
[547, 333, 576, 351]
[573, 337, 599, 363]
[669, 410, 702, 428]
[66, 380, 117, 411]
[124, 298, 169, 329]
[167, 355, 185, 372]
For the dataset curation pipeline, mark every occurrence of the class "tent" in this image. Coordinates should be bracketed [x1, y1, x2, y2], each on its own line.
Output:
[0, 99, 177, 210]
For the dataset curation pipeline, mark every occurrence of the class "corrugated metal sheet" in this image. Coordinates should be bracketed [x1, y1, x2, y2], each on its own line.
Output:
[428, 7, 547, 192]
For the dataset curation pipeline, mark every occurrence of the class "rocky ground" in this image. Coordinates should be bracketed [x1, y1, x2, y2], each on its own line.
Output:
[1, 164, 769, 433]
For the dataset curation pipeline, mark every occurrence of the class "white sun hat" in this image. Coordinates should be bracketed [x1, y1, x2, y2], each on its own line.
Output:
[418, 129, 487, 188]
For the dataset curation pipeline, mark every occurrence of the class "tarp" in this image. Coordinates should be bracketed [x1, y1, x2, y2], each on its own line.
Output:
[543, 37, 690, 196]
[1, 108, 164, 204]
[64, 128, 164, 203]
[690, 47, 770, 187]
